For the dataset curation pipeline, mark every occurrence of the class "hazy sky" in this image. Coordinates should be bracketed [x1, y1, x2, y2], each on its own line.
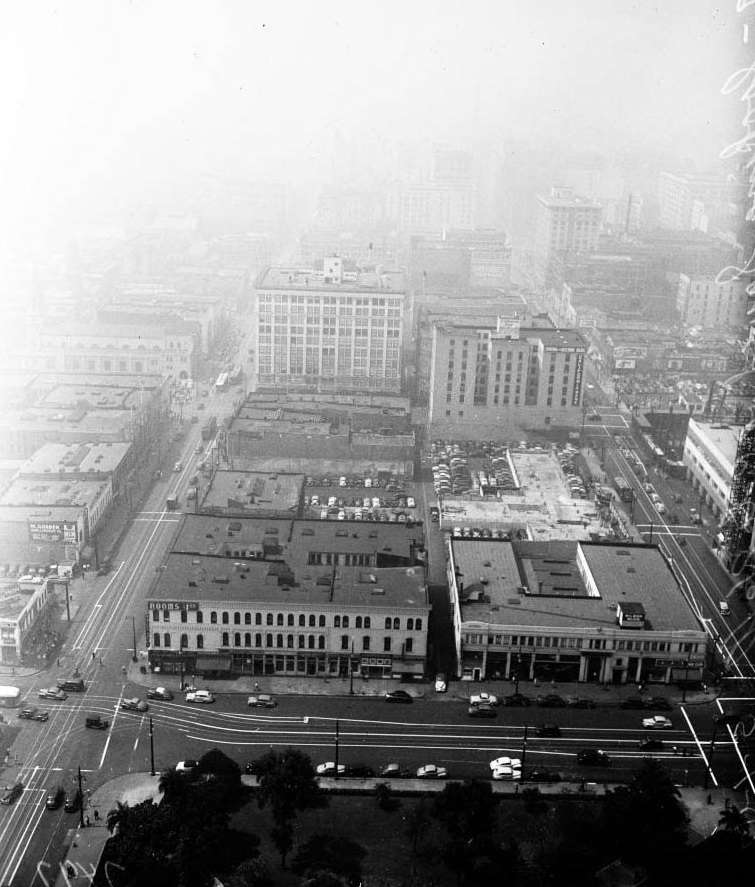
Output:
[0, 0, 747, 244]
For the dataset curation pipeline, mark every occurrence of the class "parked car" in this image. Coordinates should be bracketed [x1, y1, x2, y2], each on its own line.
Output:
[492, 766, 522, 781]
[38, 688, 67, 701]
[185, 690, 215, 704]
[1, 782, 24, 805]
[489, 755, 521, 770]
[620, 697, 646, 710]
[644, 696, 672, 711]
[385, 690, 413, 704]
[173, 461, 183, 473]
[534, 723, 561, 737]
[64, 791, 82, 812]
[147, 687, 174, 701]
[346, 764, 376, 778]
[434, 674, 447, 693]
[416, 764, 447, 779]
[639, 738, 665, 751]
[469, 692, 498, 707]
[536, 694, 566, 708]
[567, 696, 596, 709]
[18, 707, 49, 722]
[642, 716, 673, 730]
[120, 698, 149, 712]
[527, 768, 562, 783]
[576, 749, 612, 766]
[468, 703, 497, 718]
[502, 693, 530, 707]
[378, 763, 411, 778]
[45, 786, 65, 810]
[316, 762, 346, 776]
[247, 694, 277, 708]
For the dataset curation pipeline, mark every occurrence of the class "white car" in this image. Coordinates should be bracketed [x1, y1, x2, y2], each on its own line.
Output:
[185, 690, 215, 704]
[642, 716, 672, 730]
[175, 760, 199, 773]
[470, 692, 498, 707]
[489, 756, 522, 771]
[435, 674, 447, 693]
[416, 764, 448, 779]
[247, 694, 277, 708]
[316, 762, 346, 776]
[492, 766, 522, 781]
[173, 461, 183, 473]
[407, 496, 416, 508]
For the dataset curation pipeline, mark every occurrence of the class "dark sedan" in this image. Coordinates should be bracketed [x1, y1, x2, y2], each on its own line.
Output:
[577, 749, 611, 767]
[536, 694, 566, 708]
[385, 690, 413, 704]
[18, 707, 49, 722]
[502, 693, 531, 707]
[527, 768, 562, 783]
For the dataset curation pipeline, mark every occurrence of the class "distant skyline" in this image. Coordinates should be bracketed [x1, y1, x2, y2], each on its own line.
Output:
[0, 0, 748, 255]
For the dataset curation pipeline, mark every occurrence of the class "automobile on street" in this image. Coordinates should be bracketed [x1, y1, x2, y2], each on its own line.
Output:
[577, 749, 612, 766]
[38, 687, 67, 701]
[469, 692, 498, 706]
[642, 716, 673, 730]
[185, 690, 215, 704]
[18, 707, 49, 722]
[416, 764, 447, 779]
[316, 762, 346, 776]
[492, 766, 522, 781]
[247, 694, 277, 708]
[468, 703, 497, 718]
[385, 690, 413, 704]
[120, 697, 149, 712]
[146, 687, 174, 701]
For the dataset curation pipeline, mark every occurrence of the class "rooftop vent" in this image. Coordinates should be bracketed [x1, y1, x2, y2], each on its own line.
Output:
[212, 576, 230, 584]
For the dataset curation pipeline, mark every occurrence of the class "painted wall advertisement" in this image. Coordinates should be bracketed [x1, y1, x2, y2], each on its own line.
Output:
[614, 358, 636, 370]
[28, 521, 77, 544]
[572, 352, 584, 405]
[613, 346, 647, 360]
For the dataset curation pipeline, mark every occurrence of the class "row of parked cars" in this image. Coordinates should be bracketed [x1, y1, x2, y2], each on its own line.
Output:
[452, 526, 510, 540]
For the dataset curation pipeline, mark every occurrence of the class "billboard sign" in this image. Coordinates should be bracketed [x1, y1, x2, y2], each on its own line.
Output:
[28, 521, 77, 544]
[614, 358, 636, 370]
[572, 353, 584, 405]
[613, 346, 647, 360]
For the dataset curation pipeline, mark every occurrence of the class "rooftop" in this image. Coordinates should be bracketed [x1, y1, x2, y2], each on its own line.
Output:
[19, 442, 132, 476]
[0, 476, 110, 508]
[201, 471, 303, 515]
[0, 408, 133, 436]
[259, 265, 405, 294]
[454, 540, 700, 633]
[687, 420, 741, 468]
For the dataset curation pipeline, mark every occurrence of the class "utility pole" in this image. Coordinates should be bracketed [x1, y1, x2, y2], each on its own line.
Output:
[649, 521, 654, 545]
[334, 719, 340, 780]
[131, 616, 138, 663]
[704, 723, 719, 790]
[63, 579, 71, 622]
[149, 717, 155, 776]
[77, 766, 85, 829]
[521, 724, 529, 780]
[630, 490, 636, 524]
[349, 641, 355, 696]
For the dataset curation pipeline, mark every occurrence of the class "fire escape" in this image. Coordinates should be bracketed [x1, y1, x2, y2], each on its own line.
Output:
[722, 420, 755, 574]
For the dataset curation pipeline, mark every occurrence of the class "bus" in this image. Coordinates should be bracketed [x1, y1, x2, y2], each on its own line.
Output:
[613, 476, 633, 503]
[215, 372, 228, 391]
[228, 365, 243, 386]
[0, 686, 21, 708]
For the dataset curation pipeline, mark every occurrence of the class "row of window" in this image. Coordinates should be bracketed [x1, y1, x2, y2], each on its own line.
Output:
[152, 609, 423, 631]
[462, 632, 702, 654]
[152, 632, 414, 652]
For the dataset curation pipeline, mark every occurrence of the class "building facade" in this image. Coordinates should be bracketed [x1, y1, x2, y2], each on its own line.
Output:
[683, 419, 739, 518]
[534, 187, 602, 283]
[676, 274, 749, 330]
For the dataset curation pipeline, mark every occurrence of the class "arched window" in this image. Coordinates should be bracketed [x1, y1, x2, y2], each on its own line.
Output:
[196, 634, 204, 649]
[180, 610, 187, 623]
[256, 613, 262, 625]
[256, 633, 262, 647]
[299, 614, 306, 627]
[210, 612, 218, 624]
[308, 635, 315, 649]
[180, 634, 188, 649]
[287, 634, 294, 648]
[407, 618, 414, 631]
[355, 616, 363, 628]
[318, 636, 325, 650]
[234, 612, 241, 625]
[266, 633, 272, 647]
[234, 633, 241, 647]
[276, 634, 283, 648]
[393, 617, 400, 630]
[364, 616, 371, 629]
[266, 613, 273, 625]
[406, 638, 413, 653]
[277, 614, 284, 626]
[221, 632, 229, 646]
[298, 635, 305, 648]
[152, 610, 159, 621]
[287, 614, 294, 626]
[244, 612, 251, 625]
[363, 636, 370, 651]
[342, 616, 349, 628]
[334, 615, 341, 628]
[153, 633, 160, 647]
[319, 615, 326, 627]
[310, 615, 317, 627]
[245, 633, 251, 647]
[385, 617, 391, 630]
[196, 611, 203, 624]
[415, 618, 422, 631]
[222, 612, 229, 625]
[164, 633, 171, 647]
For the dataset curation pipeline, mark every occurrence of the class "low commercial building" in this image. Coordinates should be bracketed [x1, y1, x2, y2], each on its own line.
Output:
[146, 515, 429, 680]
[0, 506, 86, 575]
[0, 578, 58, 664]
[449, 539, 707, 685]
[683, 420, 740, 518]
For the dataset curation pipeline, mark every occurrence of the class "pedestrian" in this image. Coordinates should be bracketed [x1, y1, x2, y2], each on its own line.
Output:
[550, 679, 555, 689]
[91, 651, 95, 661]
[99, 657, 103, 666]
[94, 809, 100, 821]
[121, 665, 126, 675]
[85, 815, 90, 827]
[57, 659, 60, 667]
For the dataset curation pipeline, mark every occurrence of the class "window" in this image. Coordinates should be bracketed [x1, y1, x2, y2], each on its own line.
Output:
[234, 633, 241, 647]
[245, 613, 251, 625]
[163, 611, 169, 622]
[266, 633, 273, 647]
[234, 612, 240, 624]
[309, 635, 316, 649]
[407, 618, 414, 630]
[356, 616, 363, 628]
[256, 613, 262, 625]
[245, 633, 251, 647]
[152, 610, 159, 622]
[197, 634, 204, 649]
[334, 615, 341, 628]
[256, 633, 262, 647]
[276, 634, 283, 648]
[299, 614, 306, 627]
[164, 633, 171, 647]
[384, 637, 391, 652]
[343, 615, 350, 628]
[385, 617, 391, 630]
[287, 634, 294, 648]
[310, 615, 317, 627]
[393, 617, 400, 630]
[341, 635, 350, 650]
[319, 615, 326, 627]
[416, 618, 422, 631]
[406, 638, 413, 653]
[267, 613, 273, 625]
[153, 633, 160, 647]
[318, 636, 325, 649]
[298, 635, 305, 648]
[211, 612, 217, 624]
[222, 632, 229, 646]
[364, 616, 371, 629]
[180, 634, 188, 649]
[287, 613, 294, 626]
[180, 610, 187, 623]
[222, 613, 229, 625]
[363, 636, 370, 651]
[277, 614, 284, 626]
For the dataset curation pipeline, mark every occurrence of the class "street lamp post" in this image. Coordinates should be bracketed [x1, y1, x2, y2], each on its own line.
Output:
[77, 765, 85, 829]
[334, 719, 340, 780]
[149, 717, 155, 776]
[349, 641, 355, 696]
[131, 616, 138, 663]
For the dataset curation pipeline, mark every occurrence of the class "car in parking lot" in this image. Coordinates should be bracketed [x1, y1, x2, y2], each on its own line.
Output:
[38, 687, 67, 701]
[316, 762, 346, 776]
[416, 764, 447, 779]
[379, 763, 411, 778]
[1, 782, 24, 805]
[642, 715, 672, 730]
[185, 690, 215, 704]
[577, 749, 611, 766]
[18, 707, 49, 722]
[147, 687, 174, 701]
[534, 723, 561, 737]
[120, 698, 149, 712]
[247, 694, 277, 708]
[470, 692, 498, 707]
[468, 703, 497, 718]
[385, 690, 413, 703]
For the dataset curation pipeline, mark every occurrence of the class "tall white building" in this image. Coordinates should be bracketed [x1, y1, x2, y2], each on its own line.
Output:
[676, 274, 748, 330]
[252, 257, 405, 393]
[534, 187, 602, 284]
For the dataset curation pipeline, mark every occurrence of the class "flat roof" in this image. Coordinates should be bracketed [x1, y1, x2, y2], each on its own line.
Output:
[202, 471, 303, 515]
[0, 477, 109, 507]
[20, 442, 132, 475]
[259, 266, 405, 294]
[148, 552, 427, 608]
[0, 505, 83, 523]
[688, 420, 741, 468]
[31, 372, 165, 391]
[455, 540, 700, 632]
[1, 408, 132, 435]
[0, 582, 36, 620]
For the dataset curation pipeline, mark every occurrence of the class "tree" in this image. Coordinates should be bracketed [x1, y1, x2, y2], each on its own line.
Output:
[300, 873, 351, 887]
[405, 800, 432, 859]
[158, 768, 188, 802]
[718, 804, 751, 838]
[374, 781, 400, 811]
[432, 780, 497, 842]
[291, 835, 367, 887]
[197, 747, 242, 787]
[106, 800, 132, 834]
[224, 857, 272, 887]
[255, 748, 324, 867]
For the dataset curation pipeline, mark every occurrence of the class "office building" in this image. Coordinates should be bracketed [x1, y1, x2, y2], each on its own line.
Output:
[534, 187, 602, 284]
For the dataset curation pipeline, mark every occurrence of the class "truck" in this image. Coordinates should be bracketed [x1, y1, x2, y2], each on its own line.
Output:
[166, 495, 179, 511]
[201, 415, 217, 441]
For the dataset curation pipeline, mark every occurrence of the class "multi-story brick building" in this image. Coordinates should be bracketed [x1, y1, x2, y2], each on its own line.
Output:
[676, 274, 749, 330]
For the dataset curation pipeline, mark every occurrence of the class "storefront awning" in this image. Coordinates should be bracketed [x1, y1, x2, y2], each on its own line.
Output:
[196, 656, 231, 671]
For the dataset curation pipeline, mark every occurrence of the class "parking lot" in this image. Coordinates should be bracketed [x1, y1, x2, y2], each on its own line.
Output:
[301, 474, 421, 524]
